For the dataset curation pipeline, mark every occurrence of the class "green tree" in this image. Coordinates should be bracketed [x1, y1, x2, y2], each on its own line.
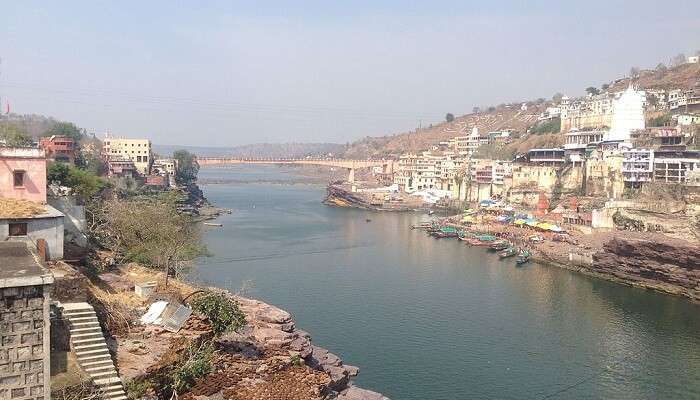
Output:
[601, 83, 610, 91]
[173, 150, 200, 185]
[585, 87, 600, 96]
[97, 193, 205, 285]
[529, 117, 561, 134]
[552, 93, 564, 102]
[445, 113, 455, 122]
[0, 123, 34, 146]
[47, 162, 106, 200]
[43, 122, 83, 143]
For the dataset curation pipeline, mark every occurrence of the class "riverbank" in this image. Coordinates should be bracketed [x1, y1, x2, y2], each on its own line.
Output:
[87, 264, 388, 400]
[176, 180, 391, 399]
[429, 214, 700, 302]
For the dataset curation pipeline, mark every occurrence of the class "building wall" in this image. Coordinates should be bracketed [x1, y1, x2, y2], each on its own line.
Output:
[0, 149, 47, 204]
[102, 138, 152, 174]
[47, 196, 86, 247]
[0, 217, 64, 260]
[561, 113, 613, 132]
[0, 284, 51, 400]
[585, 155, 624, 199]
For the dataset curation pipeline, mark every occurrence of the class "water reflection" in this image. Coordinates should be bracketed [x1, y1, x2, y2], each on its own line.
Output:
[192, 165, 700, 400]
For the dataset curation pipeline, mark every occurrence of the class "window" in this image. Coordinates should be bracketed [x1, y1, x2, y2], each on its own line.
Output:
[9, 223, 28, 236]
[13, 171, 25, 187]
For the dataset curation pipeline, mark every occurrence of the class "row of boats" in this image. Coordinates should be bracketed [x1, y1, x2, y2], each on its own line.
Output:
[413, 223, 531, 265]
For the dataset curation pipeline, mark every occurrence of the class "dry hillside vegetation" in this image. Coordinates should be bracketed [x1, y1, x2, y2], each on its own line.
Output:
[343, 104, 548, 158]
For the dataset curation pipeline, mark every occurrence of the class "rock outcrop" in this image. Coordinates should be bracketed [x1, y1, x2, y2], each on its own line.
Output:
[591, 237, 700, 301]
[235, 296, 385, 399]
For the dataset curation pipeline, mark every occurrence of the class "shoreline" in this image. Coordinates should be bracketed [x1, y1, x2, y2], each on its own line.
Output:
[322, 183, 700, 303]
[186, 181, 392, 399]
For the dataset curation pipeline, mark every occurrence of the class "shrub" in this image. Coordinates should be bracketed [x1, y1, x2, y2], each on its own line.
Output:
[190, 291, 246, 335]
[170, 342, 213, 393]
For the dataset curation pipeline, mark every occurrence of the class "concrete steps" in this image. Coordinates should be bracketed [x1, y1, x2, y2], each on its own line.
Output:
[62, 302, 128, 400]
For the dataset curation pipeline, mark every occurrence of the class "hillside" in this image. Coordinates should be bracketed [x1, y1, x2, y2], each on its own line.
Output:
[343, 103, 548, 158]
[342, 60, 700, 159]
[609, 62, 700, 92]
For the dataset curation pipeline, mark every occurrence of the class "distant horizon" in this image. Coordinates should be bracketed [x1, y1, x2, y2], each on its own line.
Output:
[2, 1, 699, 146]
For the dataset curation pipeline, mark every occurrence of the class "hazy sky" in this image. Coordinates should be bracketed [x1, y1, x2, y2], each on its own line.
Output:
[1, 1, 699, 146]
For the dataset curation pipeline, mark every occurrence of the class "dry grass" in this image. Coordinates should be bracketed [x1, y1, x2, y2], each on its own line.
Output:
[87, 281, 142, 336]
[0, 198, 45, 218]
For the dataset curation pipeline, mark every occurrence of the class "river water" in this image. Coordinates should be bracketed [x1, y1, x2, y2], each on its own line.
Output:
[192, 165, 700, 400]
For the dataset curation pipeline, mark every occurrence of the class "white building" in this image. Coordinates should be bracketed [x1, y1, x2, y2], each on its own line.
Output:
[604, 85, 646, 143]
[688, 56, 699, 64]
[622, 149, 654, 185]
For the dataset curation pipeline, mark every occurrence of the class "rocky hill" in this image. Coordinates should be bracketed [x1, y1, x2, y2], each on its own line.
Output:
[342, 60, 700, 159]
[343, 103, 548, 158]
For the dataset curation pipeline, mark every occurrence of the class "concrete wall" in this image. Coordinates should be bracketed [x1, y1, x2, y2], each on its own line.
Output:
[585, 155, 624, 199]
[0, 149, 47, 204]
[0, 217, 64, 260]
[47, 196, 86, 247]
[0, 284, 52, 400]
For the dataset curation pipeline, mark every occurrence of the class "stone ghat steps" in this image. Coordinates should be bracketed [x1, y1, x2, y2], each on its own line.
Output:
[62, 302, 128, 400]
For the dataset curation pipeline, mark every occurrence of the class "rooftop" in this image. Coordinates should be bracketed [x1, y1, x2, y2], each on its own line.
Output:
[0, 199, 63, 219]
[0, 242, 53, 288]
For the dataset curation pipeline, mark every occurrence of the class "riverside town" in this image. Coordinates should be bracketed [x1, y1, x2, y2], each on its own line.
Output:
[1, 3, 700, 400]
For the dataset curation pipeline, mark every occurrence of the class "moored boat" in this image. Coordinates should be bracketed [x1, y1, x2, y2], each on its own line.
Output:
[516, 249, 531, 265]
[489, 240, 510, 251]
[499, 247, 516, 258]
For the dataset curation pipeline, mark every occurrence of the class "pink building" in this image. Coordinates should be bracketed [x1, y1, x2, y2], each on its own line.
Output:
[0, 147, 47, 203]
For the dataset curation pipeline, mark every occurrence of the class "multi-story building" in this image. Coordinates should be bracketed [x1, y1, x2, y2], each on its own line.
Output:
[38, 135, 76, 163]
[527, 148, 566, 166]
[669, 89, 700, 112]
[564, 129, 605, 152]
[622, 149, 654, 187]
[102, 136, 152, 175]
[653, 150, 700, 185]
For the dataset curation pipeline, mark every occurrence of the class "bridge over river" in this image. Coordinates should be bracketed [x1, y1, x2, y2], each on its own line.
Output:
[196, 157, 395, 182]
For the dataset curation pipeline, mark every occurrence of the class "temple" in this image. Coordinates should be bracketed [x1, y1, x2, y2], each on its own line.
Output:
[604, 84, 646, 143]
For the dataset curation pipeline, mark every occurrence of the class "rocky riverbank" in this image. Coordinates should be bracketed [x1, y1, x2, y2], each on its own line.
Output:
[434, 214, 700, 303]
[102, 263, 389, 399]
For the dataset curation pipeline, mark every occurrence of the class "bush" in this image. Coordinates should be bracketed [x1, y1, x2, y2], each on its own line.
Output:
[529, 118, 561, 134]
[47, 162, 107, 199]
[170, 342, 213, 393]
[190, 291, 246, 335]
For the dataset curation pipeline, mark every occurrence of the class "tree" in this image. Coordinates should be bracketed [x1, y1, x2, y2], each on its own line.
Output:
[97, 193, 205, 286]
[173, 150, 200, 185]
[487, 106, 496, 113]
[43, 122, 83, 143]
[670, 53, 686, 67]
[445, 113, 455, 123]
[629, 67, 640, 78]
[585, 87, 600, 96]
[601, 83, 610, 91]
[47, 162, 107, 200]
[0, 123, 34, 146]
[472, 107, 481, 114]
[530, 118, 561, 134]
[552, 93, 564, 102]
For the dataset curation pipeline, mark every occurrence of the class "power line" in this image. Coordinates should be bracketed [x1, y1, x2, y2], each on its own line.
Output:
[0, 80, 445, 121]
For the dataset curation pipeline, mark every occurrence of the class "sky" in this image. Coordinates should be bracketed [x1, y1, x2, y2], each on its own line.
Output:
[1, 1, 699, 147]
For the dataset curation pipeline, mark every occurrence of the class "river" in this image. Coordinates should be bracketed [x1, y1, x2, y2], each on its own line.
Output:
[192, 165, 700, 400]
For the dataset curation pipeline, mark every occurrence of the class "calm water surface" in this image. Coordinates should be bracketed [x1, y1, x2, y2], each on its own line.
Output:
[192, 165, 700, 400]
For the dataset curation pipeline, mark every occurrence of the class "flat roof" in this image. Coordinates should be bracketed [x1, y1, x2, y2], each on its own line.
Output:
[0, 200, 63, 220]
[0, 242, 53, 288]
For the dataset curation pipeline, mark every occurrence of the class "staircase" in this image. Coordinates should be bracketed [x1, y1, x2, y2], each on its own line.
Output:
[62, 302, 127, 400]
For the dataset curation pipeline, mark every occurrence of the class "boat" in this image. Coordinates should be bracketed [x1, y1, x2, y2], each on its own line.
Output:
[516, 249, 531, 265]
[431, 226, 459, 238]
[499, 247, 516, 258]
[489, 240, 510, 251]
[366, 218, 372, 222]
[203, 222, 223, 227]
